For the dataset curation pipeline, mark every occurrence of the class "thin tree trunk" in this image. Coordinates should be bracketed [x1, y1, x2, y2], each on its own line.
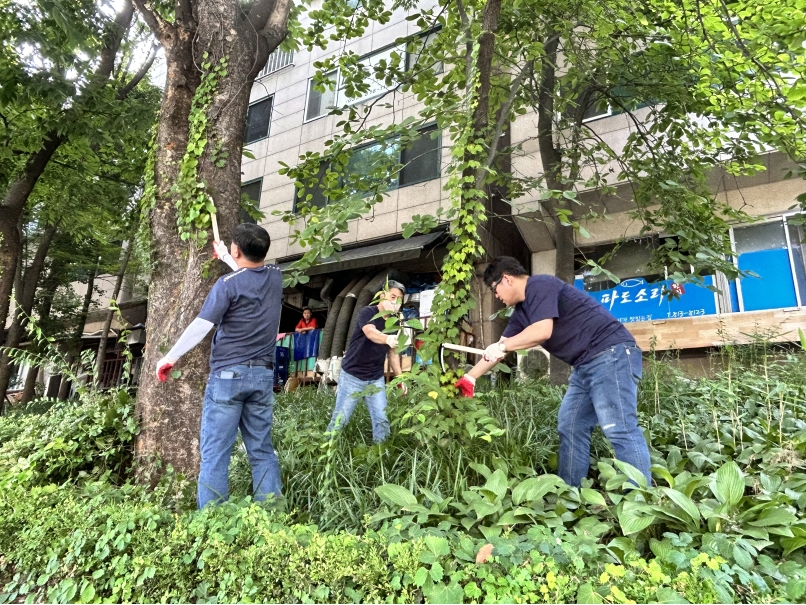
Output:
[536, 34, 575, 385]
[0, 224, 59, 400]
[57, 260, 99, 400]
[132, 0, 292, 479]
[18, 258, 64, 405]
[95, 241, 133, 385]
[0, 0, 134, 341]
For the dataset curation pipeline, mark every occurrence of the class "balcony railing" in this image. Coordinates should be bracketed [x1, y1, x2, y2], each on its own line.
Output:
[258, 49, 294, 78]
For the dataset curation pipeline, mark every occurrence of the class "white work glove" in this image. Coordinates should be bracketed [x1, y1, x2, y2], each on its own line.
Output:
[482, 341, 506, 362]
[385, 334, 399, 348]
[212, 240, 228, 259]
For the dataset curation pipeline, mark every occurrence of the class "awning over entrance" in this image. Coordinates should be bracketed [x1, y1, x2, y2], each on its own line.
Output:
[277, 232, 446, 276]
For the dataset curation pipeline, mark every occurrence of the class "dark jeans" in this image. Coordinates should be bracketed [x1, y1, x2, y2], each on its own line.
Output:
[557, 342, 651, 486]
[198, 363, 281, 508]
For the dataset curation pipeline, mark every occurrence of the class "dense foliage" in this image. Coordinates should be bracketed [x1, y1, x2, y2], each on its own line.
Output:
[2, 346, 806, 602]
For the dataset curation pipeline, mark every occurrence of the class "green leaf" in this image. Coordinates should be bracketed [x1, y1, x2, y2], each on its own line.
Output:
[577, 583, 603, 604]
[660, 488, 701, 524]
[482, 469, 508, 499]
[613, 459, 648, 488]
[748, 507, 797, 527]
[512, 475, 565, 505]
[617, 501, 656, 535]
[425, 582, 464, 604]
[170, 370, 182, 379]
[80, 583, 95, 603]
[423, 535, 450, 558]
[375, 484, 418, 508]
[713, 461, 744, 507]
[581, 488, 607, 507]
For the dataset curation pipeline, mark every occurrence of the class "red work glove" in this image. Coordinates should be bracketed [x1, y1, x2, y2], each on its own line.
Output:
[156, 357, 176, 382]
[455, 375, 476, 397]
[396, 382, 408, 395]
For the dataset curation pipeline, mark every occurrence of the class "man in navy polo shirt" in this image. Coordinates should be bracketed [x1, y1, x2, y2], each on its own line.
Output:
[155, 224, 283, 508]
[326, 281, 406, 443]
[454, 256, 651, 486]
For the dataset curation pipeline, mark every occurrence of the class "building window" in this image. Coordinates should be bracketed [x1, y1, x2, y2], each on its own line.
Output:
[294, 126, 441, 212]
[240, 179, 261, 224]
[338, 45, 404, 106]
[399, 125, 440, 186]
[244, 96, 272, 144]
[406, 29, 443, 74]
[574, 215, 806, 323]
[258, 49, 294, 78]
[732, 217, 802, 311]
[305, 71, 338, 122]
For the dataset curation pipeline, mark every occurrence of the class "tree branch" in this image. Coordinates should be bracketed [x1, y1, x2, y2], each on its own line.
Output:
[131, 0, 169, 40]
[117, 41, 160, 99]
[478, 59, 533, 181]
[96, 0, 136, 80]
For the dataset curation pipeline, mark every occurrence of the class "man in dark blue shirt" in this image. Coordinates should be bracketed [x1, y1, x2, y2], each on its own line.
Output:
[455, 256, 651, 486]
[327, 281, 406, 443]
[155, 224, 283, 508]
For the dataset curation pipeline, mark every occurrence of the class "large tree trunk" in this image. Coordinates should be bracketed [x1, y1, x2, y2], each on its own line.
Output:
[95, 241, 134, 384]
[0, 224, 59, 403]
[0, 0, 134, 338]
[57, 262, 99, 400]
[132, 0, 292, 479]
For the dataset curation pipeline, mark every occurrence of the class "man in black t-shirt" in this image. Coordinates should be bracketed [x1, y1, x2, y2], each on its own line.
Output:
[454, 256, 651, 487]
[326, 281, 406, 443]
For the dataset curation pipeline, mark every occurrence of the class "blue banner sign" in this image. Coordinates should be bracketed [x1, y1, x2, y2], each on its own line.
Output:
[574, 276, 718, 323]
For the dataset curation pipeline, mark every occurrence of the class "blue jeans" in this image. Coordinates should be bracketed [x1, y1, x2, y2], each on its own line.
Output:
[327, 370, 389, 443]
[557, 342, 651, 487]
[198, 364, 281, 508]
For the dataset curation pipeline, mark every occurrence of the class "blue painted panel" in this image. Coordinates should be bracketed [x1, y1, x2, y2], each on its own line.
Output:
[737, 248, 797, 311]
[575, 276, 718, 323]
[729, 280, 740, 313]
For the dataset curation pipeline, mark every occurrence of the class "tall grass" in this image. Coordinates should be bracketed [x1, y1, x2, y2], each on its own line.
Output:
[223, 345, 806, 532]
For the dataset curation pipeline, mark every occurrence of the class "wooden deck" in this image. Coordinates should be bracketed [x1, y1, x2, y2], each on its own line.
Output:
[625, 307, 806, 351]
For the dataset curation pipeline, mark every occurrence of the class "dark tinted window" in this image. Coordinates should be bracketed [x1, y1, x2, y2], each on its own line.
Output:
[244, 97, 272, 144]
[400, 125, 440, 186]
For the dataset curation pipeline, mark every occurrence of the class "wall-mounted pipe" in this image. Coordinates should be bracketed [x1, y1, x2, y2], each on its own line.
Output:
[318, 276, 360, 361]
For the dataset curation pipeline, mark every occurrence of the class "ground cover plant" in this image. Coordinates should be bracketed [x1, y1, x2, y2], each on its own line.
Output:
[2, 343, 806, 602]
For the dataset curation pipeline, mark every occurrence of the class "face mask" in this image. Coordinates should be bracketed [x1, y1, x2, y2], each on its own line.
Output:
[389, 301, 401, 312]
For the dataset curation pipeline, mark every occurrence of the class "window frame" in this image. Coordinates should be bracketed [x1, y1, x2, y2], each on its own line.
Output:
[240, 178, 263, 224]
[335, 42, 406, 108]
[244, 95, 273, 144]
[303, 69, 339, 124]
[293, 124, 441, 213]
[405, 27, 443, 75]
[730, 214, 804, 311]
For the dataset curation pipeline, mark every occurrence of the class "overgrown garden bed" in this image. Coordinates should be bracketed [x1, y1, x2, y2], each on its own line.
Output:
[2, 345, 806, 603]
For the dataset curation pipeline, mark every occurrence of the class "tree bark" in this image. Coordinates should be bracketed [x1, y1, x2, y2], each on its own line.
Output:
[536, 34, 575, 385]
[0, 223, 59, 402]
[133, 0, 292, 479]
[0, 0, 135, 340]
[57, 261, 99, 400]
[18, 256, 64, 405]
[95, 241, 134, 384]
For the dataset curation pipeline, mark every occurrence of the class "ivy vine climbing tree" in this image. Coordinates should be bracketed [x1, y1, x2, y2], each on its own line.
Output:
[132, 0, 293, 477]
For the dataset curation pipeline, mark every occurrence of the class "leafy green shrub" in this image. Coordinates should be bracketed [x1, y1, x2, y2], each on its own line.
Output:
[0, 389, 137, 489]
